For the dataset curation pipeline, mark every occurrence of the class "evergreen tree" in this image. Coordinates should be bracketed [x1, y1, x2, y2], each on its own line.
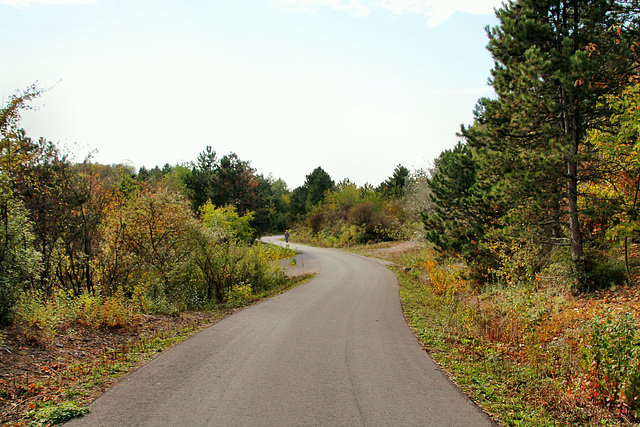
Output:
[214, 153, 258, 216]
[185, 148, 258, 216]
[422, 142, 499, 281]
[464, 0, 640, 285]
[185, 146, 217, 212]
[252, 174, 289, 233]
[305, 167, 335, 208]
[378, 164, 410, 199]
[289, 166, 335, 219]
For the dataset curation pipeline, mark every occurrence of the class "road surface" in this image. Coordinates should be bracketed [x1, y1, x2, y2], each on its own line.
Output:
[67, 238, 495, 426]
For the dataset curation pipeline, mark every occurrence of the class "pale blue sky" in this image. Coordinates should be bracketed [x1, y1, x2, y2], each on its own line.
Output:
[1, 0, 501, 188]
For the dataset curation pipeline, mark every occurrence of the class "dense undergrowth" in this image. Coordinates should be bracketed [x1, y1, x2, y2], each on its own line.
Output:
[351, 241, 640, 426]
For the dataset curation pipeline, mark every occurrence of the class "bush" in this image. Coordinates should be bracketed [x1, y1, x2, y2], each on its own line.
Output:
[13, 292, 60, 344]
[225, 284, 253, 306]
[13, 290, 135, 344]
[0, 191, 42, 324]
[237, 243, 287, 294]
[583, 253, 627, 292]
[76, 293, 134, 328]
[580, 310, 640, 417]
[29, 401, 88, 426]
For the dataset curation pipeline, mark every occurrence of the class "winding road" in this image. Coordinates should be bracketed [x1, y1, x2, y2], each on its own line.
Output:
[66, 237, 495, 426]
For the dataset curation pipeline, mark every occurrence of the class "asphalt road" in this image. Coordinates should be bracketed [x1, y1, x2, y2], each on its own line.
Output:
[66, 238, 495, 426]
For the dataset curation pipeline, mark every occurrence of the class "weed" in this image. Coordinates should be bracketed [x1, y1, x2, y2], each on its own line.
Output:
[28, 401, 88, 426]
[225, 283, 253, 307]
[579, 309, 640, 418]
[77, 293, 134, 328]
[13, 292, 60, 344]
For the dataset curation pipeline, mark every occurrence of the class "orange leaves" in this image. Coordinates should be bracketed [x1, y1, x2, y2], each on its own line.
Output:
[585, 42, 599, 57]
[421, 257, 467, 296]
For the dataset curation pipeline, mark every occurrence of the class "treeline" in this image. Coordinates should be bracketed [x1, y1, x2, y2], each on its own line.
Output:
[289, 164, 429, 245]
[0, 85, 420, 326]
[0, 87, 301, 325]
[424, 0, 640, 291]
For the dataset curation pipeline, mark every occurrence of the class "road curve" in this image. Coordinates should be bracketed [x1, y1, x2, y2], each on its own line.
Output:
[67, 238, 495, 426]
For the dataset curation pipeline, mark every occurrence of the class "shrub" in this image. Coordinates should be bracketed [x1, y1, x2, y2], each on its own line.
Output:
[579, 310, 640, 417]
[76, 293, 134, 328]
[583, 251, 627, 292]
[0, 190, 42, 324]
[13, 292, 60, 344]
[225, 284, 253, 306]
[422, 257, 467, 296]
[29, 401, 88, 426]
[237, 243, 287, 294]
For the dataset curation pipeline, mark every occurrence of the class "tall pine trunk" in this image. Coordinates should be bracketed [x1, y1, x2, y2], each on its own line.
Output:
[567, 158, 584, 284]
[563, 81, 585, 286]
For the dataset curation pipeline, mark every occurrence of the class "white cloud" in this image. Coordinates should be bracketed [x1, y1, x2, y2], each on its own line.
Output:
[377, 0, 502, 26]
[0, 0, 95, 6]
[271, 0, 503, 26]
[271, 0, 371, 18]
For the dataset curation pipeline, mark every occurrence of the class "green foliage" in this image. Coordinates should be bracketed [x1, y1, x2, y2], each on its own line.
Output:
[0, 84, 42, 175]
[13, 292, 60, 344]
[580, 310, 640, 417]
[13, 290, 136, 344]
[586, 83, 640, 283]
[190, 223, 289, 304]
[392, 245, 633, 425]
[99, 184, 198, 307]
[377, 164, 410, 199]
[200, 202, 255, 243]
[460, 0, 640, 287]
[185, 147, 259, 217]
[236, 242, 287, 294]
[225, 283, 253, 306]
[293, 174, 409, 247]
[422, 141, 498, 283]
[252, 174, 290, 233]
[0, 179, 42, 323]
[28, 400, 88, 426]
[289, 166, 334, 218]
[582, 247, 628, 292]
[184, 146, 217, 212]
[75, 292, 134, 328]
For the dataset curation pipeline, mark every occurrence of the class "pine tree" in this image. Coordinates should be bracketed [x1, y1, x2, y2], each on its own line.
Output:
[422, 141, 499, 281]
[464, 0, 640, 286]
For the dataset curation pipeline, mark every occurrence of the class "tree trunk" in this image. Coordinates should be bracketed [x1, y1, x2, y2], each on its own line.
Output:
[567, 158, 584, 285]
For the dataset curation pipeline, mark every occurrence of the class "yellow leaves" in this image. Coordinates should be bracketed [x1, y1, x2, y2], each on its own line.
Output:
[421, 257, 467, 296]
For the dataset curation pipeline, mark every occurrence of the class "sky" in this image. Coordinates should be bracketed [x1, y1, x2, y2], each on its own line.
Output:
[1, 0, 502, 189]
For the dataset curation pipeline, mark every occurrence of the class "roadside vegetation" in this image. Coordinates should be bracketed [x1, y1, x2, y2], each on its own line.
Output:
[0, 269, 313, 426]
[1, 0, 640, 426]
[350, 242, 639, 426]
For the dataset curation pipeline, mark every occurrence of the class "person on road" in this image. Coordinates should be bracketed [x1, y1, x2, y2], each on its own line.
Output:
[284, 230, 290, 244]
